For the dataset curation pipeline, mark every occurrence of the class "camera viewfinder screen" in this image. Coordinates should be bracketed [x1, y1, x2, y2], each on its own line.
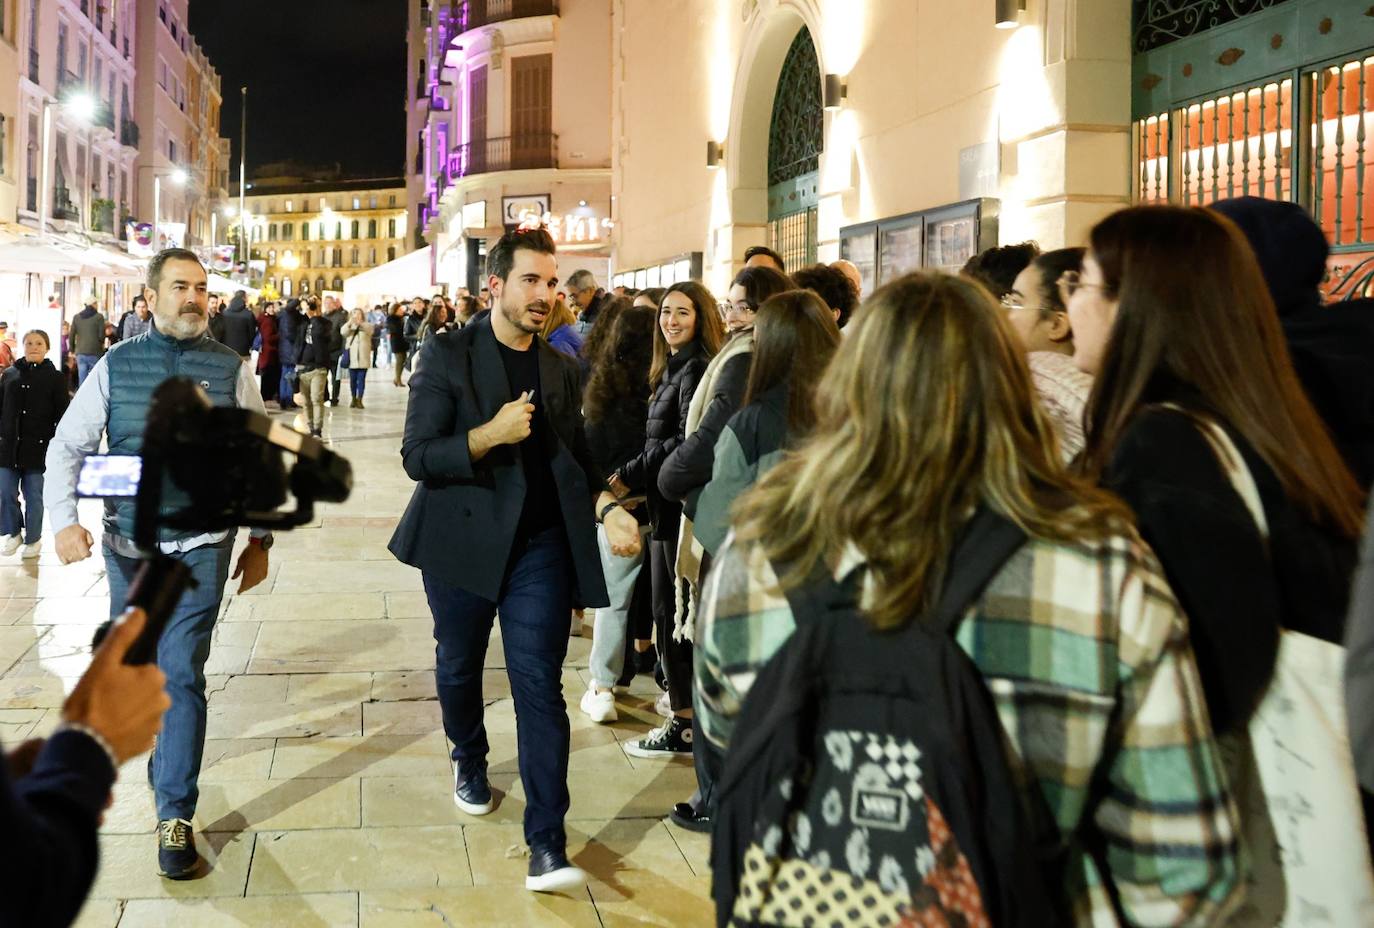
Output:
[77, 455, 142, 498]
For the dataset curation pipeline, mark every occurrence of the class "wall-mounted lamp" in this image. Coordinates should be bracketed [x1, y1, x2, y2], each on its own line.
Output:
[706, 139, 725, 169]
[995, 0, 1026, 28]
[823, 74, 847, 110]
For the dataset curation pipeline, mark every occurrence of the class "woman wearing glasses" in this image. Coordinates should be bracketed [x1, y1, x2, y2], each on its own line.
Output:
[1000, 247, 1092, 461]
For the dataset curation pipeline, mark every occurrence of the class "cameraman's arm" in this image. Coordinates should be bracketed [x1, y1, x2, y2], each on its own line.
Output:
[43, 357, 110, 552]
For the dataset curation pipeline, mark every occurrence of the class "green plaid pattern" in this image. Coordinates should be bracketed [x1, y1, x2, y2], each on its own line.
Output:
[696, 530, 1242, 927]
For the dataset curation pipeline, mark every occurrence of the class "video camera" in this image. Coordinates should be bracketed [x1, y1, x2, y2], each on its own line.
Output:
[79, 377, 352, 663]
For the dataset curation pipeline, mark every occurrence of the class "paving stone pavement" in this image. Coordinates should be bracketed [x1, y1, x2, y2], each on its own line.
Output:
[0, 368, 713, 927]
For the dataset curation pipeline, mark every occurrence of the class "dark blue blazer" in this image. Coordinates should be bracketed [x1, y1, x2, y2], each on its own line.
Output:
[388, 316, 609, 607]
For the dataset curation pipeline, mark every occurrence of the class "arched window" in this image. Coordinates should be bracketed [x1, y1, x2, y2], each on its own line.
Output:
[268, 249, 276, 266]
[302, 223, 310, 241]
[300, 277, 310, 293]
[283, 223, 294, 240]
[766, 26, 823, 269]
[387, 246, 396, 262]
[369, 247, 377, 265]
[304, 250, 311, 268]
[315, 276, 326, 293]
[332, 276, 344, 292]
[335, 222, 342, 240]
[368, 219, 377, 238]
[350, 247, 359, 266]
[282, 278, 292, 297]
[268, 223, 277, 241]
[351, 220, 359, 239]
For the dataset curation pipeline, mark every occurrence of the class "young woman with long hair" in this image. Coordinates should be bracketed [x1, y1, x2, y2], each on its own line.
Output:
[693, 289, 839, 554]
[540, 297, 583, 358]
[1070, 205, 1364, 736]
[579, 304, 656, 722]
[697, 272, 1242, 924]
[611, 281, 724, 757]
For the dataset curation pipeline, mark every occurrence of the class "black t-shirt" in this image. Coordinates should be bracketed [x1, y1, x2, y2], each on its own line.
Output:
[497, 339, 562, 538]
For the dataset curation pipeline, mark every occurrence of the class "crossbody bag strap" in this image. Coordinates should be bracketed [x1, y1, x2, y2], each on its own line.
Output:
[1157, 403, 1269, 541]
[933, 507, 1028, 634]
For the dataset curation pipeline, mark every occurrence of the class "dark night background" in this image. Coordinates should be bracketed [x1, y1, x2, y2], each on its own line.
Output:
[188, 0, 408, 180]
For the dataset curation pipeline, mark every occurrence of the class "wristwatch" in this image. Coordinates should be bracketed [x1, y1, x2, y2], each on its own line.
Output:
[249, 533, 275, 551]
[598, 501, 621, 524]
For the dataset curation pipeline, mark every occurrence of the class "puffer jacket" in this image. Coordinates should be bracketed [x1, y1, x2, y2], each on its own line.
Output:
[0, 358, 69, 471]
[617, 342, 710, 540]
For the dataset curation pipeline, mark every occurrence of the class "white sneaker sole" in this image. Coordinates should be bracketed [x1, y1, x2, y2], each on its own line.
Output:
[580, 695, 618, 724]
[453, 792, 493, 816]
[526, 865, 586, 893]
[623, 742, 693, 760]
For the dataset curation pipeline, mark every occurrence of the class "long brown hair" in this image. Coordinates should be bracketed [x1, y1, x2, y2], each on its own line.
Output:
[580, 295, 631, 366]
[584, 304, 654, 424]
[1078, 205, 1363, 538]
[734, 272, 1131, 630]
[649, 281, 724, 388]
[539, 297, 576, 340]
[743, 289, 840, 434]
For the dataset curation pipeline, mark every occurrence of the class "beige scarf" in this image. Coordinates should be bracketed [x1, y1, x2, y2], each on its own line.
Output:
[672, 329, 754, 642]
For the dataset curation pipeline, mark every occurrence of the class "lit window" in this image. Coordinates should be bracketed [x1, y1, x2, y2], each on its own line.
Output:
[352, 197, 360, 210]
[285, 200, 293, 212]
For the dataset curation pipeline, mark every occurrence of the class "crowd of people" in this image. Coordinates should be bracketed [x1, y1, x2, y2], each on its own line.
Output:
[8, 192, 1374, 926]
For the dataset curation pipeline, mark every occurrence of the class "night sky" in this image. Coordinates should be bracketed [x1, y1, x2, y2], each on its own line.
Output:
[188, 0, 408, 180]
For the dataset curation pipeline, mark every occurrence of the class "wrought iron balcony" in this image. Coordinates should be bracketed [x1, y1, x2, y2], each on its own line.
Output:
[53, 190, 79, 223]
[456, 0, 558, 33]
[449, 133, 557, 179]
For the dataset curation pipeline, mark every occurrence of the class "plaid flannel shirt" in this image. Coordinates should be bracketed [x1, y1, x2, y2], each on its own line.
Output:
[696, 529, 1242, 927]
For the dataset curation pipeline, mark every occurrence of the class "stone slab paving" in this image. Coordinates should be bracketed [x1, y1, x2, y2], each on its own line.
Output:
[0, 370, 713, 927]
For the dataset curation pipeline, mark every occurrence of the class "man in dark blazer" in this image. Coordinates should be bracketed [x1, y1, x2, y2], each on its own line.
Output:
[389, 227, 641, 894]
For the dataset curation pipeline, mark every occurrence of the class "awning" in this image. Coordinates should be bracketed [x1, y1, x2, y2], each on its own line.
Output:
[207, 272, 260, 300]
[0, 238, 88, 275]
[342, 246, 434, 306]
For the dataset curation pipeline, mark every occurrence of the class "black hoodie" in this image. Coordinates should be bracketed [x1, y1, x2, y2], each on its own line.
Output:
[1212, 196, 1374, 489]
[219, 295, 257, 357]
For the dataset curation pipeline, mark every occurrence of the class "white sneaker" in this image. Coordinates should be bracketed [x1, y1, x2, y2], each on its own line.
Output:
[0, 535, 18, 557]
[654, 690, 672, 719]
[20, 539, 41, 559]
[580, 687, 618, 724]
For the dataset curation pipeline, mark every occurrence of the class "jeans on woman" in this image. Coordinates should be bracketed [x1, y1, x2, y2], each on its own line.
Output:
[588, 522, 649, 689]
[0, 468, 44, 543]
[349, 368, 367, 399]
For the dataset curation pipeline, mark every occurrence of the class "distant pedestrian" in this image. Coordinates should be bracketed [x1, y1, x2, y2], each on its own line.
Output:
[387, 303, 409, 386]
[0, 330, 68, 558]
[257, 302, 281, 404]
[119, 296, 153, 342]
[296, 298, 332, 438]
[342, 308, 374, 408]
[218, 291, 256, 359]
[69, 301, 106, 385]
[324, 297, 348, 406]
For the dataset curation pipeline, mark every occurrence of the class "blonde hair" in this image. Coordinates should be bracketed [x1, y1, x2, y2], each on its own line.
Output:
[733, 272, 1132, 630]
[540, 297, 577, 340]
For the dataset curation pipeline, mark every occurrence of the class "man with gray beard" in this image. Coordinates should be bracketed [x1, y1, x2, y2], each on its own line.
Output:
[43, 248, 274, 881]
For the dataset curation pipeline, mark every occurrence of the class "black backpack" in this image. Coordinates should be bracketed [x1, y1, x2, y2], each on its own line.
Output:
[710, 509, 1065, 928]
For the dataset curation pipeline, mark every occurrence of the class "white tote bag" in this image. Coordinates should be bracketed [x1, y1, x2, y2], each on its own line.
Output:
[1189, 414, 1374, 927]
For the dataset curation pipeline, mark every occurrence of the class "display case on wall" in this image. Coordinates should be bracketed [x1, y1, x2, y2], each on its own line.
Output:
[613, 252, 704, 291]
[841, 199, 1000, 292]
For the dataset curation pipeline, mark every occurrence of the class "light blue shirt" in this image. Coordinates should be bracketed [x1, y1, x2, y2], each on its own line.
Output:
[43, 352, 268, 556]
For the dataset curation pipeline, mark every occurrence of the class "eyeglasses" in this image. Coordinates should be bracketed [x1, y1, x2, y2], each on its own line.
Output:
[725, 301, 755, 316]
[999, 294, 1027, 312]
[1058, 270, 1109, 300]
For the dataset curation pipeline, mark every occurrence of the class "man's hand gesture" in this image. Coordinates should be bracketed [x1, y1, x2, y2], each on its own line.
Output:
[487, 391, 534, 446]
[55, 524, 94, 565]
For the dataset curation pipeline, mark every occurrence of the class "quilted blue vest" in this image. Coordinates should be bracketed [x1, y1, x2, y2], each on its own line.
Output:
[104, 328, 243, 543]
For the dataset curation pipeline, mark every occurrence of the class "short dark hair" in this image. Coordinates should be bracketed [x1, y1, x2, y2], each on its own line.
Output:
[486, 227, 557, 283]
[960, 242, 1041, 300]
[1029, 247, 1085, 316]
[744, 245, 786, 272]
[791, 263, 859, 328]
[730, 265, 793, 310]
[132, 293, 147, 308]
[147, 248, 204, 293]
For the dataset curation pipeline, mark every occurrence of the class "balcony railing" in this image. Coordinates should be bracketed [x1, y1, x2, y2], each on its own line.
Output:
[28, 49, 39, 83]
[57, 70, 81, 96]
[449, 133, 557, 179]
[456, 0, 558, 33]
[53, 189, 78, 223]
[120, 119, 139, 148]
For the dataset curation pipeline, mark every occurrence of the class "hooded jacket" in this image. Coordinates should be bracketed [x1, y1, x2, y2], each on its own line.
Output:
[0, 358, 68, 470]
[277, 300, 305, 365]
[1212, 196, 1374, 489]
[219, 295, 257, 357]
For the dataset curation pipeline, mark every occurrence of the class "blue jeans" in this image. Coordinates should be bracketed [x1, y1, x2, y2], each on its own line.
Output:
[423, 527, 573, 849]
[588, 523, 649, 689]
[279, 364, 297, 408]
[0, 468, 43, 542]
[104, 534, 235, 821]
[77, 354, 100, 385]
[349, 368, 367, 398]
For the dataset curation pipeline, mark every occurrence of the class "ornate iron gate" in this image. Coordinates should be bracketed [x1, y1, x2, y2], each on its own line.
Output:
[766, 27, 823, 269]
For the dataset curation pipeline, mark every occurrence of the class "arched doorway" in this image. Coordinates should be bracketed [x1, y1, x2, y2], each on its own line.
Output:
[766, 26, 822, 269]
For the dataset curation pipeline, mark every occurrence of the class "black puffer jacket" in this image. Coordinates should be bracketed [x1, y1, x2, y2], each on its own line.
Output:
[587, 388, 650, 528]
[277, 300, 305, 365]
[297, 316, 333, 370]
[618, 343, 709, 539]
[0, 358, 69, 471]
[219, 297, 257, 356]
[659, 346, 752, 517]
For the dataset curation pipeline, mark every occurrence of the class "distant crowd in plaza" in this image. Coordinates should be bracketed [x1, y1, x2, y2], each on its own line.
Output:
[10, 193, 1374, 926]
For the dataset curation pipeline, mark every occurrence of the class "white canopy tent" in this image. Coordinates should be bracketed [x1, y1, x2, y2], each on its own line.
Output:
[343, 245, 434, 308]
[207, 273, 260, 300]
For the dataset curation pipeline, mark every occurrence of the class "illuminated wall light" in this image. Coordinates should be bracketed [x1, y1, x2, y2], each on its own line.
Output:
[706, 139, 725, 169]
[823, 74, 847, 111]
[995, 0, 1026, 29]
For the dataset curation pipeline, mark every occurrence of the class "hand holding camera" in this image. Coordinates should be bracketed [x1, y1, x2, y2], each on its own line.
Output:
[63, 609, 170, 764]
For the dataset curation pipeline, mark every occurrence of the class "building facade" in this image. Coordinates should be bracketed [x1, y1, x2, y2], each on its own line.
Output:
[16, 0, 140, 241]
[134, 0, 228, 248]
[610, 0, 1373, 299]
[407, 0, 614, 294]
[236, 174, 409, 300]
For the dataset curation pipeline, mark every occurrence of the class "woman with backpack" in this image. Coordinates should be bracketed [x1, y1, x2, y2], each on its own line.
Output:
[693, 289, 839, 556]
[610, 281, 724, 759]
[579, 300, 653, 723]
[1069, 205, 1369, 922]
[696, 271, 1241, 926]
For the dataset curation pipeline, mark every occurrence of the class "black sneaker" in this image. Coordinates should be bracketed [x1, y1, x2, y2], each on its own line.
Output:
[525, 843, 586, 893]
[452, 760, 493, 815]
[157, 818, 200, 879]
[669, 800, 711, 833]
[634, 647, 657, 677]
[624, 715, 693, 759]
